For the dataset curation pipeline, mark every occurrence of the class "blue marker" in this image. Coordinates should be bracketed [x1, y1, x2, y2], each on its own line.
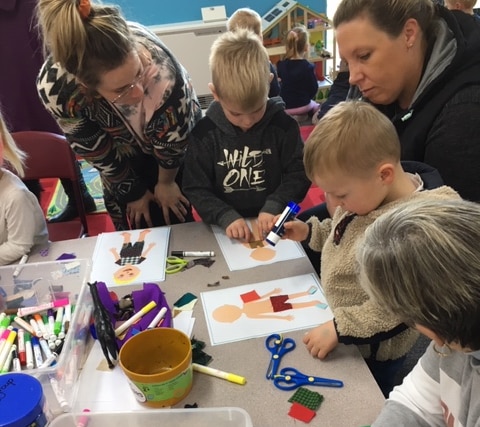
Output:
[266, 201, 301, 246]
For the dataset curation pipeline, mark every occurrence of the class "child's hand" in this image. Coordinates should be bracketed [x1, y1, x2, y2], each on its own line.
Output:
[226, 218, 252, 242]
[303, 320, 339, 359]
[257, 212, 275, 239]
[282, 219, 310, 242]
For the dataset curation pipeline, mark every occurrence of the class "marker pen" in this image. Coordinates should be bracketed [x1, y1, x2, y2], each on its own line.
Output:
[0, 326, 13, 354]
[34, 314, 49, 340]
[24, 332, 34, 369]
[0, 314, 11, 335]
[0, 328, 17, 368]
[147, 307, 168, 329]
[16, 327, 26, 366]
[39, 338, 53, 360]
[17, 298, 70, 317]
[28, 316, 43, 338]
[192, 363, 246, 385]
[266, 201, 301, 246]
[47, 309, 56, 339]
[13, 315, 35, 336]
[31, 336, 44, 368]
[114, 300, 157, 337]
[60, 304, 71, 338]
[11, 347, 21, 372]
[12, 253, 29, 279]
[49, 376, 70, 412]
[54, 306, 64, 337]
[171, 251, 215, 257]
[1, 344, 16, 373]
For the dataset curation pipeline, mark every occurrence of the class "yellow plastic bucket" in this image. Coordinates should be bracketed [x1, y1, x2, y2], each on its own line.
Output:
[119, 328, 192, 407]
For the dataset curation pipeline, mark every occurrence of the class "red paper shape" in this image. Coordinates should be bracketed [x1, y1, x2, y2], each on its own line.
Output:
[288, 402, 316, 423]
[240, 290, 260, 303]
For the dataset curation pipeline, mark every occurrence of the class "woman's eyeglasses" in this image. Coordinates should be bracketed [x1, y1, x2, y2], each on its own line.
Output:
[111, 63, 150, 104]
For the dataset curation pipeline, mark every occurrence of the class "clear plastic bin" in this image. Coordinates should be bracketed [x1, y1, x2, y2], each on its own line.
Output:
[49, 408, 253, 427]
[0, 259, 93, 415]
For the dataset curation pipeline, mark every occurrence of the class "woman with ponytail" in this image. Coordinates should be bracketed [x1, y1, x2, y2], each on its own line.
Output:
[36, 0, 202, 230]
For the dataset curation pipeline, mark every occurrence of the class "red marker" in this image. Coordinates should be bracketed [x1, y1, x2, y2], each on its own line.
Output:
[17, 327, 26, 366]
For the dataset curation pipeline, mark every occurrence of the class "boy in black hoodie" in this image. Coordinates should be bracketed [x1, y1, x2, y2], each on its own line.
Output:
[183, 29, 311, 242]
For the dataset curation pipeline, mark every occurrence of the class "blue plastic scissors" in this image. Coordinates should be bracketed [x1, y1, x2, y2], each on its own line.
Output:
[273, 367, 344, 391]
[265, 333, 296, 379]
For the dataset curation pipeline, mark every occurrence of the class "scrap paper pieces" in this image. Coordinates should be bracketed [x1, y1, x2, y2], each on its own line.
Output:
[201, 273, 333, 345]
[90, 227, 170, 287]
[211, 219, 305, 271]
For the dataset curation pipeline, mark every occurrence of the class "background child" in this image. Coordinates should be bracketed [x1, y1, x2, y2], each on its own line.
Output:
[358, 198, 480, 426]
[445, 0, 480, 19]
[226, 7, 280, 98]
[282, 101, 460, 396]
[0, 110, 48, 265]
[182, 29, 310, 243]
[276, 26, 320, 122]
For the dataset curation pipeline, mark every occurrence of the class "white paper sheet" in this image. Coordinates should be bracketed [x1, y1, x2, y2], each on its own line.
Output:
[90, 227, 170, 287]
[201, 273, 333, 345]
[211, 220, 305, 271]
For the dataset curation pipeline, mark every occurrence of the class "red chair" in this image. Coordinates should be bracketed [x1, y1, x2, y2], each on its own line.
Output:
[11, 131, 89, 241]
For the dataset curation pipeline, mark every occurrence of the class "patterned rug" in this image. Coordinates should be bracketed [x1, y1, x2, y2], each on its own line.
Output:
[46, 159, 106, 220]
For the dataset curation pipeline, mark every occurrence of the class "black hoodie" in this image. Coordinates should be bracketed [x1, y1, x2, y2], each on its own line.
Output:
[183, 97, 311, 229]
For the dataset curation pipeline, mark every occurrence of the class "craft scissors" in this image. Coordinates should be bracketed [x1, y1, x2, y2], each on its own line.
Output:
[165, 256, 193, 274]
[265, 333, 296, 379]
[165, 256, 216, 274]
[273, 367, 344, 391]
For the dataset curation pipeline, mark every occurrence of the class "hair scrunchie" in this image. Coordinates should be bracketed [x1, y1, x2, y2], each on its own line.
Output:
[289, 30, 298, 40]
[78, 0, 91, 20]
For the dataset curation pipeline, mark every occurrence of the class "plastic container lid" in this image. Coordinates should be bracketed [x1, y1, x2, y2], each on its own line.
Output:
[0, 373, 45, 427]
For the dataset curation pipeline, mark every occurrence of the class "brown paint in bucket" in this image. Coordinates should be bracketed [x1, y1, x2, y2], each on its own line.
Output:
[119, 328, 193, 407]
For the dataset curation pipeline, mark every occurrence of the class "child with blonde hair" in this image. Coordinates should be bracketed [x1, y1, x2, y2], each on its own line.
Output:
[445, 0, 479, 19]
[277, 25, 320, 122]
[183, 29, 310, 242]
[282, 100, 459, 396]
[227, 7, 280, 97]
[0, 110, 48, 265]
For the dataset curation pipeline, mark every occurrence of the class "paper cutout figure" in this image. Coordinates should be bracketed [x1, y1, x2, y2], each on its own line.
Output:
[212, 219, 305, 271]
[201, 274, 333, 345]
[109, 230, 156, 285]
[91, 227, 170, 287]
[213, 286, 326, 323]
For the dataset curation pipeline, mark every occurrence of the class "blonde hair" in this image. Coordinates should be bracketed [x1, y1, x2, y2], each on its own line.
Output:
[227, 7, 262, 36]
[445, 0, 477, 10]
[0, 110, 26, 176]
[209, 29, 270, 110]
[284, 26, 309, 59]
[334, 0, 435, 41]
[303, 101, 400, 180]
[36, 0, 135, 88]
[357, 198, 480, 350]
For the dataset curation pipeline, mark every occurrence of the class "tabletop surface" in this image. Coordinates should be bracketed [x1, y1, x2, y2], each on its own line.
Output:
[30, 222, 385, 427]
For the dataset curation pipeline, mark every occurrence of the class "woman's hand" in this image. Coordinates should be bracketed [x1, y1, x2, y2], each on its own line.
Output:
[154, 181, 190, 225]
[126, 191, 155, 228]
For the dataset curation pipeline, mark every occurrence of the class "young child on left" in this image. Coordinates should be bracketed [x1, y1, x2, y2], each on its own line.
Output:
[0, 110, 48, 265]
